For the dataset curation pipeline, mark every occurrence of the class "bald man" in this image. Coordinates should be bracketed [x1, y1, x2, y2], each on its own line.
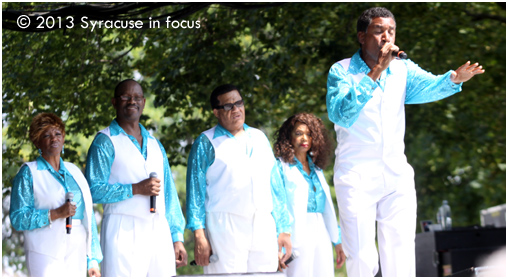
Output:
[85, 79, 187, 276]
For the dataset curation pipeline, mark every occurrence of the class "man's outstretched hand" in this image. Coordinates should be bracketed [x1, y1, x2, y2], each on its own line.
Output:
[451, 61, 485, 84]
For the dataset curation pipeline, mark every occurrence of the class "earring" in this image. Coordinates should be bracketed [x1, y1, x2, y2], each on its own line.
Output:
[38, 148, 42, 155]
[309, 151, 314, 156]
[62, 145, 65, 154]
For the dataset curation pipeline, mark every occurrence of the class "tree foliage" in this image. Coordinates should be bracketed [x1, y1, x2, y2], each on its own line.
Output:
[2, 2, 505, 276]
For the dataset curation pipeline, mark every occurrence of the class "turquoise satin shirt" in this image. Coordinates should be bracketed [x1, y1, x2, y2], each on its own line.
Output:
[327, 49, 463, 128]
[185, 123, 292, 234]
[85, 119, 185, 243]
[292, 156, 326, 213]
[10, 156, 103, 269]
[272, 156, 342, 245]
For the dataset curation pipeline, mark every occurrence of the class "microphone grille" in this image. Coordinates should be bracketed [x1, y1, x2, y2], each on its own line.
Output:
[65, 192, 74, 200]
[209, 254, 219, 263]
[293, 250, 300, 258]
[149, 172, 158, 178]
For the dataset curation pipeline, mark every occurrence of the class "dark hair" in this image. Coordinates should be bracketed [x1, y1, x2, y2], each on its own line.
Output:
[357, 7, 396, 33]
[210, 84, 241, 109]
[114, 79, 141, 97]
[273, 112, 332, 170]
[29, 112, 66, 147]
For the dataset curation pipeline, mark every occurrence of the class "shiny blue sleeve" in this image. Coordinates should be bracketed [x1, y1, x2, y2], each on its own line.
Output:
[157, 140, 185, 243]
[185, 134, 214, 232]
[85, 133, 134, 204]
[9, 165, 51, 231]
[326, 62, 379, 128]
[404, 59, 463, 104]
[333, 225, 342, 246]
[271, 160, 292, 234]
[87, 209, 103, 270]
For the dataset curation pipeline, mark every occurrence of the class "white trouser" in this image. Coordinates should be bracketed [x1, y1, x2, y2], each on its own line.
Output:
[335, 168, 417, 277]
[284, 213, 334, 277]
[26, 221, 87, 277]
[100, 213, 175, 277]
[204, 211, 279, 274]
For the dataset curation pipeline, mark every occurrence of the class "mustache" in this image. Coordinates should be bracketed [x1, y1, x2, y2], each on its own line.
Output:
[125, 104, 139, 109]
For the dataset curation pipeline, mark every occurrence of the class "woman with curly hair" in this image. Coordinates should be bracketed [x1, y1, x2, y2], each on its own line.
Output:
[273, 112, 345, 277]
[9, 112, 102, 277]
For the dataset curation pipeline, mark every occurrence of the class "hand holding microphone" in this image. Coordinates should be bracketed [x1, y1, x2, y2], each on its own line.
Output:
[131, 172, 160, 210]
[380, 42, 407, 58]
[49, 193, 76, 233]
[368, 43, 407, 81]
[284, 250, 300, 265]
[278, 250, 300, 270]
[65, 192, 74, 234]
[190, 254, 218, 266]
[149, 172, 157, 213]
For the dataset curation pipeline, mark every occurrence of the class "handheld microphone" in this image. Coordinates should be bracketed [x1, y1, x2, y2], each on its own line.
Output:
[284, 250, 300, 265]
[149, 172, 157, 213]
[65, 192, 74, 234]
[190, 254, 219, 266]
[392, 50, 408, 59]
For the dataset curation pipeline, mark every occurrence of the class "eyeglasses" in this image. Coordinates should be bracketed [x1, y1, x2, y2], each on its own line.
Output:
[116, 95, 144, 102]
[215, 99, 244, 111]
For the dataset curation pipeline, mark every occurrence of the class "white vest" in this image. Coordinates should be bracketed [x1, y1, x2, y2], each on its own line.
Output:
[279, 160, 339, 248]
[99, 127, 166, 219]
[203, 126, 274, 217]
[24, 161, 93, 259]
[334, 58, 412, 177]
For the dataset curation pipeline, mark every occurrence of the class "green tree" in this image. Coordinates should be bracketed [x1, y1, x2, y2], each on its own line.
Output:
[2, 2, 505, 276]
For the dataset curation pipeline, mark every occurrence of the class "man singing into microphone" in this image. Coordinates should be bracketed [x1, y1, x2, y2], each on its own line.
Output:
[85, 79, 187, 276]
[326, 7, 484, 277]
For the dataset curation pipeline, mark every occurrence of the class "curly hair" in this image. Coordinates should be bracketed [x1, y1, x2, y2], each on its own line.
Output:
[29, 112, 66, 147]
[274, 112, 333, 170]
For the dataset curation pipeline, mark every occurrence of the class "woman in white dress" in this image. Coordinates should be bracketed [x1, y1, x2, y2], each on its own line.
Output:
[273, 112, 346, 277]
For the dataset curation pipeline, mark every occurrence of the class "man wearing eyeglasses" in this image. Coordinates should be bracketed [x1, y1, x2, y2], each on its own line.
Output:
[186, 84, 292, 274]
[85, 79, 187, 276]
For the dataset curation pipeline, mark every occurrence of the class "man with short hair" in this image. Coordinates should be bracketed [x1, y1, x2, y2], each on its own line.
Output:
[326, 7, 484, 277]
[186, 84, 292, 274]
[85, 79, 187, 276]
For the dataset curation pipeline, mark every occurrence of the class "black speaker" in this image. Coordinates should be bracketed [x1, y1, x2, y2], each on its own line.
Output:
[415, 227, 505, 277]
